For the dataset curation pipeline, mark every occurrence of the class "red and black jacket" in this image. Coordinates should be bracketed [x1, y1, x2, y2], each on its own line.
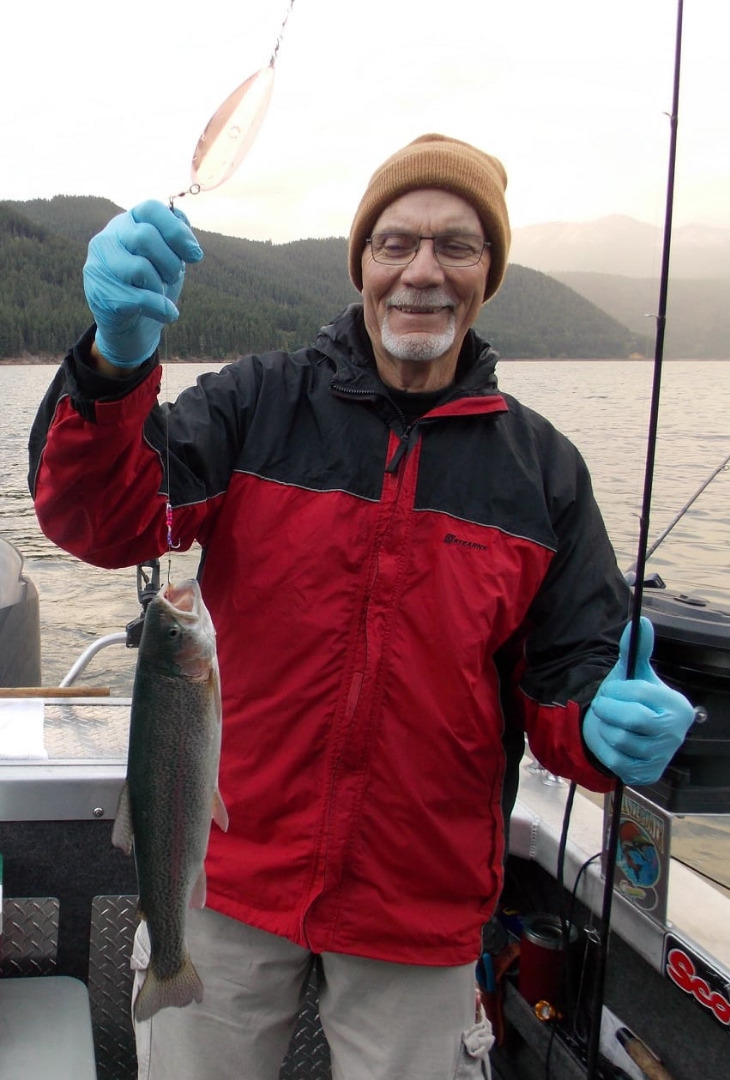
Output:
[29, 304, 626, 965]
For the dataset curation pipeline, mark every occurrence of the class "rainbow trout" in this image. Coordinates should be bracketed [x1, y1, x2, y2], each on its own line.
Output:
[112, 578, 228, 1022]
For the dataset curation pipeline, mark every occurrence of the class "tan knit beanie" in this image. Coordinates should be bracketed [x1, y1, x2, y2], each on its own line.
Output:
[348, 133, 511, 303]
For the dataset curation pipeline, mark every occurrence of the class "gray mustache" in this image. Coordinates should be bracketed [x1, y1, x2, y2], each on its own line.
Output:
[385, 290, 455, 311]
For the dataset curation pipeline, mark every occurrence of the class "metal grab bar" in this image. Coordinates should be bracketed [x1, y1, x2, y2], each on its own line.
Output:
[59, 632, 129, 687]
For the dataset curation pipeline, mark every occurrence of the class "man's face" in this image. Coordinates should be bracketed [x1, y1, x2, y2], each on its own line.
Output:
[361, 188, 490, 391]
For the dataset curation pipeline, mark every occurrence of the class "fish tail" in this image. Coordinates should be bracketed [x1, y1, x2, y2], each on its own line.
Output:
[134, 954, 204, 1023]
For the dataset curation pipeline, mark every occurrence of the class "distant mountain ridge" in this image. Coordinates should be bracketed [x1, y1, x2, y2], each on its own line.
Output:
[511, 214, 730, 279]
[0, 195, 644, 362]
[510, 215, 730, 358]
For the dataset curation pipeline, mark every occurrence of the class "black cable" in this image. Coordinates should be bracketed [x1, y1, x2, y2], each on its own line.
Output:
[556, 781, 577, 893]
[544, 787, 594, 1080]
[544, 1017, 559, 1080]
[568, 853, 604, 932]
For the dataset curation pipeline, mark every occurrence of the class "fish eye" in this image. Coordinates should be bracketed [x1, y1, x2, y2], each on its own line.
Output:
[168, 626, 181, 639]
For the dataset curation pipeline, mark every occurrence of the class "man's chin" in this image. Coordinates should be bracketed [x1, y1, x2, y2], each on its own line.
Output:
[381, 330, 456, 362]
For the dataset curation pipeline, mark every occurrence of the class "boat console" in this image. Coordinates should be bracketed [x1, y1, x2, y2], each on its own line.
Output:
[639, 584, 730, 813]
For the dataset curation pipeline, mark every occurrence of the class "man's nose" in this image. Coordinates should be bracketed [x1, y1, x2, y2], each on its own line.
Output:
[401, 239, 446, 285]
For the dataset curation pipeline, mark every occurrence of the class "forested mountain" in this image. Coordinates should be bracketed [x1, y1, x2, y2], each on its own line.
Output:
[0, 196, 646, 362]
[511, 215, 730, 358]
[552, 272, 730, 359]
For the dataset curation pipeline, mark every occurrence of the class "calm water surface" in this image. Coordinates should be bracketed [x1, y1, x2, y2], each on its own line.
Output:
[4, 359, 729, 685]
[2, 359, 729, 893]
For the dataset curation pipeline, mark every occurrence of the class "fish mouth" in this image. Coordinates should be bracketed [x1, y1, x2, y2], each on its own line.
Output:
[161, 580, 200, 615]
[155, 579, 216, 678]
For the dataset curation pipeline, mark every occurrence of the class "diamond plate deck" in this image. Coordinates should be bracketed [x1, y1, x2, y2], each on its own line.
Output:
[89, 895, 139, 1080]
[0, 896, 58, 976]
[82, 895, 333, 1080]
[43, 701, 131, 760]
[280, 977, 332, 1080]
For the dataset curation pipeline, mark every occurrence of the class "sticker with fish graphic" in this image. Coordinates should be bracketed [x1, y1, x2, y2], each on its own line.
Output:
[603, 788, 671, 923]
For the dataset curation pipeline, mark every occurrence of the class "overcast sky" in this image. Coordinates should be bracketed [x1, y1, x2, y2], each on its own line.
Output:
[2, 0, 727, 242]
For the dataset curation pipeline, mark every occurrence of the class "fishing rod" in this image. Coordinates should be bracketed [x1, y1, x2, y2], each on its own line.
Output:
[625, 448, 730, 576]
[584, 1, 685, 1077]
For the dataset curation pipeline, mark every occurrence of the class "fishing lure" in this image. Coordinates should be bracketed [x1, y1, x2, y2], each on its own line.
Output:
[191, 65, 275, 193]
[170, 0, 294, 203]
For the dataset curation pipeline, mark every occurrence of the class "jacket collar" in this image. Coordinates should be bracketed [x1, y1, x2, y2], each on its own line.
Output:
[316, 304, 502, 404]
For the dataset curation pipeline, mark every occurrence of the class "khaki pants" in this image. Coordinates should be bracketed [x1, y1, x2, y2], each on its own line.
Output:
[132, 908, 493, 1080]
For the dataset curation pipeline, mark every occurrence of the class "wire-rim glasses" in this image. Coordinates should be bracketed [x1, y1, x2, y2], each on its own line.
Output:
[365, 232, 490, 268]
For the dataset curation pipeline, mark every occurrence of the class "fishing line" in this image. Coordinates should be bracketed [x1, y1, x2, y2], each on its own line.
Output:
[158, 0, 296, 582]
[585, 3, 684, 1077]
[164, 395, 179, 582]
[156, 214, 184, 583]
[669, 855, 730, 892]
[625, 449, 730, 575]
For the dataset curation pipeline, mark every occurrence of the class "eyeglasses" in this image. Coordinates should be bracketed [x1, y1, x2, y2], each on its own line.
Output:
[365, 232, 490, 268]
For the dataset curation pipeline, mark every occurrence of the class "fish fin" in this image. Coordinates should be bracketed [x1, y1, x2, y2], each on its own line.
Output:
[212, 788, 229, 832]
[190, 866, 207, 909]
[211, 661, 222, 725]
[112, 782, 134, 855]
[133, 954, 204, 1023]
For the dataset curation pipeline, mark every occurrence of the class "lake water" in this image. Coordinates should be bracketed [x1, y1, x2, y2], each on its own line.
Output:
[1, 358, 729, 894]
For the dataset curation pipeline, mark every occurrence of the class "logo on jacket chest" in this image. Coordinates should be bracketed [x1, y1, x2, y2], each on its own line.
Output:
[443, 532, 489, 552]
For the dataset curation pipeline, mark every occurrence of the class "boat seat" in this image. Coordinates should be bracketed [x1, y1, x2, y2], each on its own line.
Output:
[0, 975, 97, 1079]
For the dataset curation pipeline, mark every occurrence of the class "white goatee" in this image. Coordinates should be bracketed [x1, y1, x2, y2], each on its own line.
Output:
[381, 289, 456, 362]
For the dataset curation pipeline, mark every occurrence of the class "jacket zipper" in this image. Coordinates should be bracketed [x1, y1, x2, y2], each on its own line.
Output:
[385, 422, 420, 473]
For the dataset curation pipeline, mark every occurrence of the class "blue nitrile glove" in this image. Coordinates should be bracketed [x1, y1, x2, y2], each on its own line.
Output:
[583, 617, 695, 786]
[83, 200, 204, 368]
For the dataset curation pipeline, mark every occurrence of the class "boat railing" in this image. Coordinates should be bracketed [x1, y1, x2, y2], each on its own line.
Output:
[59, 633, 129, 689]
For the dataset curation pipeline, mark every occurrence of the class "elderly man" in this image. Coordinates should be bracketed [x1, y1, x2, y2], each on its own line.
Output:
[29, 134, 692, 1080]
